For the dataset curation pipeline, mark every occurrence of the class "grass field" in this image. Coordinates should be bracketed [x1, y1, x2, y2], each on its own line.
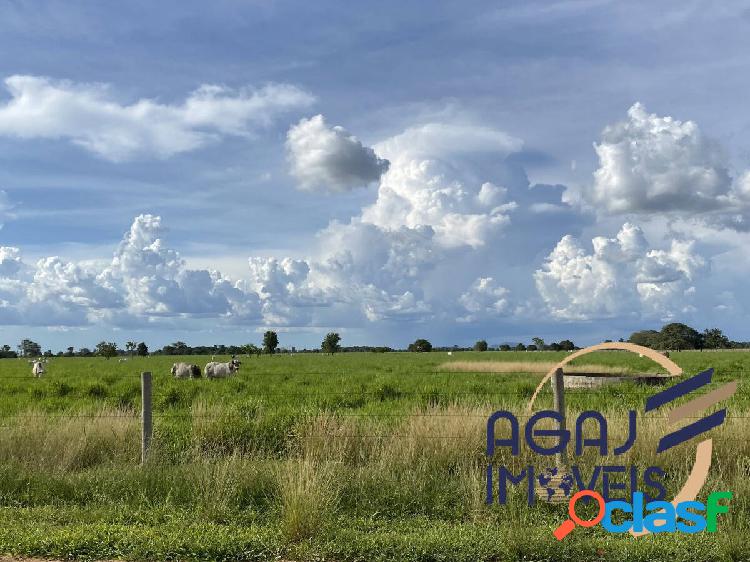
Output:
[0, 350, 748, 561]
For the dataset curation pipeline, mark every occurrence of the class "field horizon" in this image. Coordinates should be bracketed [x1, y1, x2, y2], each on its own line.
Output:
[0, 350, 746, 561]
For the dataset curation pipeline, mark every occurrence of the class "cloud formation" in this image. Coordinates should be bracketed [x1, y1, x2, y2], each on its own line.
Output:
[573, 103, 750, 230]
[535, 223, 704, 321]
[0, 75, 315, 161]
[1, 111, 736, 338]
[0, 214, 263, 326]
[286, 114, 389, 192]
[363, 123, 520, 248]
[457, 277, 511, 322]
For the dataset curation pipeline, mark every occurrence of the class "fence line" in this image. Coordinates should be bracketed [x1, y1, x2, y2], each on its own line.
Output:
[1, 412, 748, 420]
[0, 364, 747, 463]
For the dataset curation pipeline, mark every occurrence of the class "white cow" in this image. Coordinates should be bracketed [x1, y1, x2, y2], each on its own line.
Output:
[32, 360, 45, 377]
[171, 362, 202, 379]
[204, 358, 241, 379]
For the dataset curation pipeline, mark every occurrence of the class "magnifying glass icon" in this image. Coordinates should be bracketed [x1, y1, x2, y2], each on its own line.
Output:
[553, 490, 606, 541]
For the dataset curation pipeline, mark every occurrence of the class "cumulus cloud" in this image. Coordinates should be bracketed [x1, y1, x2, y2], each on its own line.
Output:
[0, 214, 264, 327]
[572, 103, 750, 229]
[362, 123, 521, 248]
[0, 246, 21, 277]
[101, 214, 260, 317]
[0, 75, 315, 161]
[457, 277, 511, 322]
[240, 121, 530, 326]
[534, 223, 705, 321]
[286, 114, 389, 192]
[247, 257, 323, 325]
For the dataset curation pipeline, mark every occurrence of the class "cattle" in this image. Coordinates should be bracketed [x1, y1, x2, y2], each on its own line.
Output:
[171, 362, 202, 379]
[31, 361, 45, 377]
[204, 358, 241, 379]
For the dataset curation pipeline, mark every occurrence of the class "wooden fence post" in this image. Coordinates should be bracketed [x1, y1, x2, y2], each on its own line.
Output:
[141, 371, 152, 464]
[550, 367, 567, 467]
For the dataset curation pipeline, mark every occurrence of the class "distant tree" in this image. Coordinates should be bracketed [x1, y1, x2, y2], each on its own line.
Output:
[473, 340, 488, 352]
[64, 346, 75, 357]
[514, 343, 526, 351]
[527, 344, 538, 351]
[263, 331, 279, 355]
[322, 332, 342, 355]
[658, 323, 702, 351]
[95, 341, 118, 360]
[0, 344, 17, 358]
[499, 344, 511, 351]
[547, 342, 561, 351]
[558, 339, 576, 351]
[43, 349, 53, 357]
[628, 329, 661, 349]
[408, 339, 433, 353]
[20, 339, 42, 357]
[703, 328, 730, 349]
[532, 337, 545, 350]
[240, 343, 259, 356]
[125, 341, 137, 357]
[136, 342, 149, 356]
[78, 347, 93, 357]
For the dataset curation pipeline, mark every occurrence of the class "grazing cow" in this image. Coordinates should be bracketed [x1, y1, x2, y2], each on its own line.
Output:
[171, 362, 201, 379]
[204, 358, 241, 379]
[31, 361, 45, 377]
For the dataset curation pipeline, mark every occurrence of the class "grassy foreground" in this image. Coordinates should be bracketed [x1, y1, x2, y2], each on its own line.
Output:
[0, 351, 748, 561]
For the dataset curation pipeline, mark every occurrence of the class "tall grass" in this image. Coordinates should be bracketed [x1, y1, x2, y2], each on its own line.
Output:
[0, 406, 139, 471]
[0, 351, 747, 560]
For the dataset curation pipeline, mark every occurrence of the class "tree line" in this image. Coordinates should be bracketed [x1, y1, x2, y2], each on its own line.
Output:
[627, 323, 746, 351]
[2, 322, 747, 359]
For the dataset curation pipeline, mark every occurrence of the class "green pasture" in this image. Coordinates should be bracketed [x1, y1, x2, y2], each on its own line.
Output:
[0, 350, 747, 561]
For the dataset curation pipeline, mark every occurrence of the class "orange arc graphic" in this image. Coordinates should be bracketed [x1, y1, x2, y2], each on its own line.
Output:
[523, 342, 713, 539]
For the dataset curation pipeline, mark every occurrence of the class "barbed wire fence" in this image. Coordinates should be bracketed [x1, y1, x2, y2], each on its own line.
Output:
[0, 368, 747, 463]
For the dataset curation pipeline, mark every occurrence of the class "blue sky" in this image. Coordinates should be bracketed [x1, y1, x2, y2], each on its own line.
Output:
[2, 0, 750, 351]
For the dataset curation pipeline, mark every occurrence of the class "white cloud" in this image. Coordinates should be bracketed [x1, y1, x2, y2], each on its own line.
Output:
[247, 257, 321, 325]
[102, 214, 259, 317]
[457, 277, 511, 322]
[286, 114, 389, 192]
[362, 124, 520, 248]
[534, 223, 705, 321]
[0, 246, 21, 277]
[572, 103, 750, 230]
[237, 121, 527, 326]
[0, 75, 315, 161]
[0, 214, 265, 327]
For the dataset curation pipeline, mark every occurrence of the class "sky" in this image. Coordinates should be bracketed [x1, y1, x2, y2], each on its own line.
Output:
[2, 0, 750, 351]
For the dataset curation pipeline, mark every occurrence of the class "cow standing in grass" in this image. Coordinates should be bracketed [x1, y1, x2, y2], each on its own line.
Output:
[204, 358, 240, 379]
[171, 362, 201, 379]
[31, 360, 45, 377]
